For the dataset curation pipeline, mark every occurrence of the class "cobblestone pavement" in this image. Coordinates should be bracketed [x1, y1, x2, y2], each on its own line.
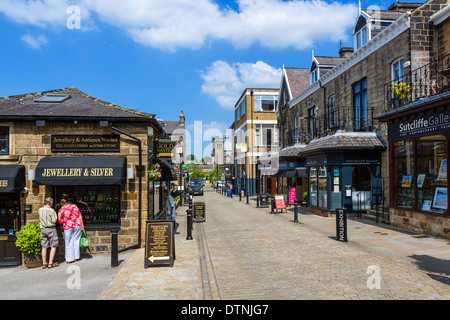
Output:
[100, 187, 450, 300]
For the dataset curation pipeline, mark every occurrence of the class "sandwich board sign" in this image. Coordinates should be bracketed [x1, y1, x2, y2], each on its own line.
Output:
[144, 220, 175, 268]
[274, 195, 287, 213]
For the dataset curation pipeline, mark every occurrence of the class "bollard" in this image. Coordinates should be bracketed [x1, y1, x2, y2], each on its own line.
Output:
[271, 196, 274, 214]
[256, 193, 259, 208]
[110, 228, 120, 267]
[246, 192, 249, 204]
[294, 200, 299, 223]
[186, 195, 193, 240]
[239, 191, 242, 202]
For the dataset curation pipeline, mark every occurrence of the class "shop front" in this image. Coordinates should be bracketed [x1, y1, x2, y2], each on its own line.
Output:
[34, 156, 127, 228]
[0, 165, 25, 266]
[378, 94, 450, 238]
[300, 132, 385, 216]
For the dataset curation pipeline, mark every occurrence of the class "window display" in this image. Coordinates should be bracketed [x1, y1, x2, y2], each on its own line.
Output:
[54, 185, 120, 227]
[417, 135, 447, 212]
[394, 139, 415, 208]
[309, 167, 317, 206]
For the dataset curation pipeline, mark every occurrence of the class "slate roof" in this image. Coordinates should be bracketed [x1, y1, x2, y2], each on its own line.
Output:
[159, 120, 184, 135]
[299, 131, 386, 155]
[314, 56, 346, 66]
[0, 87, 158, 123]
[284, 68, 310, 98]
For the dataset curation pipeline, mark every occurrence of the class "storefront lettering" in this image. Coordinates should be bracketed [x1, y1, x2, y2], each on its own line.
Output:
[0, 180, 8, 188]
[41, 168, 114, 177]
[390, 110, 450, 140]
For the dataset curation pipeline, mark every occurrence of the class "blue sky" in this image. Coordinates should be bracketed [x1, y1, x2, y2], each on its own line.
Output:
[0, 0, 422, 159]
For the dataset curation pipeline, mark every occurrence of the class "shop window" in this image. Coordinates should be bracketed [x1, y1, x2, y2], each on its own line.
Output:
[309, 167, 318, 206]
[394, 140, 415, 208]
[331, 167, 341, 210]
[54, 185, 120, 227]
[318, 166, 328, 208]
[0, 127, 9, 155]
[417, 135, 447, 213]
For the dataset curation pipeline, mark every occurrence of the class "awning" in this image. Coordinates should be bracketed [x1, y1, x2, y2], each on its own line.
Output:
[273, 168, 307, 178]
[0, 165, 25, 193]
[35, 156, 127, 186]
[154, 159, 178, 182]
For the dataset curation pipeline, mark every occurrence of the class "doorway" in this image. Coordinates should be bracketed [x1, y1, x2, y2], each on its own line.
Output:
[352, 166, 372, 211]
[0, 194, 21, 266]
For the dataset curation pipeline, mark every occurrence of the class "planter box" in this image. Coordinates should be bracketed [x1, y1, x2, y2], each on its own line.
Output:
[23, 254, 42, 268]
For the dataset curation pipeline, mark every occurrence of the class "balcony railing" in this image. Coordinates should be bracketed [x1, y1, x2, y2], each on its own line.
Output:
[283, 106, 375, 147]
[385, 54, 450, 111]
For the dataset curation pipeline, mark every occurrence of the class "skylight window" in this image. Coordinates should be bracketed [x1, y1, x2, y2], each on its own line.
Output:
[35, 94, 71, 103]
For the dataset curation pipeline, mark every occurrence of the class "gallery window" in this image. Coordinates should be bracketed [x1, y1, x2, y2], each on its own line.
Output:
[393, 134, 448, 214]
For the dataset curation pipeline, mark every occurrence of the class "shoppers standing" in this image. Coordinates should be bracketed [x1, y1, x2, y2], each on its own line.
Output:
[38, 197, 59, 268]
[58, 198, 84, 264]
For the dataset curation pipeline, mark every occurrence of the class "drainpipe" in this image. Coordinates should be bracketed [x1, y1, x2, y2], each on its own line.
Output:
[110, 125, 143, 253]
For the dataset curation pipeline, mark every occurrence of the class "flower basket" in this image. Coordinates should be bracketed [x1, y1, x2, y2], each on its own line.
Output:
[148, 163, 162, 181]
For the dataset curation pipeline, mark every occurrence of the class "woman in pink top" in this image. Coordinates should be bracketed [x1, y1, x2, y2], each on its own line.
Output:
[58, 198, 84, 263]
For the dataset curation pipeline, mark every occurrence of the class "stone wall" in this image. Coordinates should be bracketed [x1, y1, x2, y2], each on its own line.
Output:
[1, 121, 154, 254]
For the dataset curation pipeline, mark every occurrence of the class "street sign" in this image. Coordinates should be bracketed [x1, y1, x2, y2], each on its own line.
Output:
[193, 202, 206, 223]
[336, 208, 348, 242]
[144, 220, 175, 268]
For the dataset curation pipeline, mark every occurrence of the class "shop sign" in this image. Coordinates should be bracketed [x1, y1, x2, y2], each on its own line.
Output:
[154, 140, 176, 159]
[274, 195, 287, 213]
[288, 187, 296, 204]
[388, 109, 450, 140]
[51, 135, 120, 152]
[193, 202, 206, 222]
[144, 220, 175, 268]
[0, 180, 8, 188]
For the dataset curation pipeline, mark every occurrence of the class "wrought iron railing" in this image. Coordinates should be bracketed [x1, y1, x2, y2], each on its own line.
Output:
[385, 54, 450, 111]
[283, 106, 375, 147]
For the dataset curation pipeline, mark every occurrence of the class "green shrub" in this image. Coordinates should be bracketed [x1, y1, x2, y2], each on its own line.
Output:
[15, 223, 41, 255]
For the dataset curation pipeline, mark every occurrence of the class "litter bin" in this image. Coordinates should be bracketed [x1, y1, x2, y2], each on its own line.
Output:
[227, 188, 232, 197]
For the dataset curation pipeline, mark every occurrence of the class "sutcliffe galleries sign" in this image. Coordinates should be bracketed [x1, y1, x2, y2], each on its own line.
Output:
[154, 140, 176, 159]
[51, 135, 120, 152]
[388, 109, 450, 140]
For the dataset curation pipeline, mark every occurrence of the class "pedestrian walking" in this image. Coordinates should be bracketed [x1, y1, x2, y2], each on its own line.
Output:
[38, 197, 59, 269]
[164, 189, 175, 221]
[58, 198, 84, 264]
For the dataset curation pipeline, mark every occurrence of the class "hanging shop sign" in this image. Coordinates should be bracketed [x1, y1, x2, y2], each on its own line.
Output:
[144, 220, 175, 268]
[388, 109, 450, 140]
[51, 135, 120, 152]
[154, 140, 176, 159]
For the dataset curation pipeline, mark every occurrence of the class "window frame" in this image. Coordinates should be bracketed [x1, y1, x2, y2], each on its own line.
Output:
[0, 127, 10, 156]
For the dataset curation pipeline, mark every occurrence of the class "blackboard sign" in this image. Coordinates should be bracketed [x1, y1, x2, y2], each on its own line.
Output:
[144, 220, 175, 268]
[260, 194, 269, 208]
[193, 202, 206, 222]
[336, 208, 348, 242]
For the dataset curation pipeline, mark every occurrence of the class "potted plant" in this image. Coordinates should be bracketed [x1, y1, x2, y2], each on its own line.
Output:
[15, 222, 42, 268]
[302, 192, 308, 205]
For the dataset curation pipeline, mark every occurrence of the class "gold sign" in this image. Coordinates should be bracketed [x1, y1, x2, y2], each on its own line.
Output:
[0, 180, 8, 188]
[154, 140, 176, 159]
[41, 168, 115, 178]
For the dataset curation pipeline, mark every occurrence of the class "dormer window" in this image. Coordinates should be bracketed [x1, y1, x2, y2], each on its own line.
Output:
[355, 25, 369, 50]
[310, 68, 319, 85]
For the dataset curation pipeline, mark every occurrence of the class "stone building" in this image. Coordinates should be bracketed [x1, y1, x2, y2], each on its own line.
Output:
[0, 87, 164, 266]
[277, 0, 449, 240]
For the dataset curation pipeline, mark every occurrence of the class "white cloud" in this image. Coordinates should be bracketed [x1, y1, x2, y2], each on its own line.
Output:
[21, 34, 48, 50]
[200, 60, 282, 109]
[0, 0, 358, 52]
